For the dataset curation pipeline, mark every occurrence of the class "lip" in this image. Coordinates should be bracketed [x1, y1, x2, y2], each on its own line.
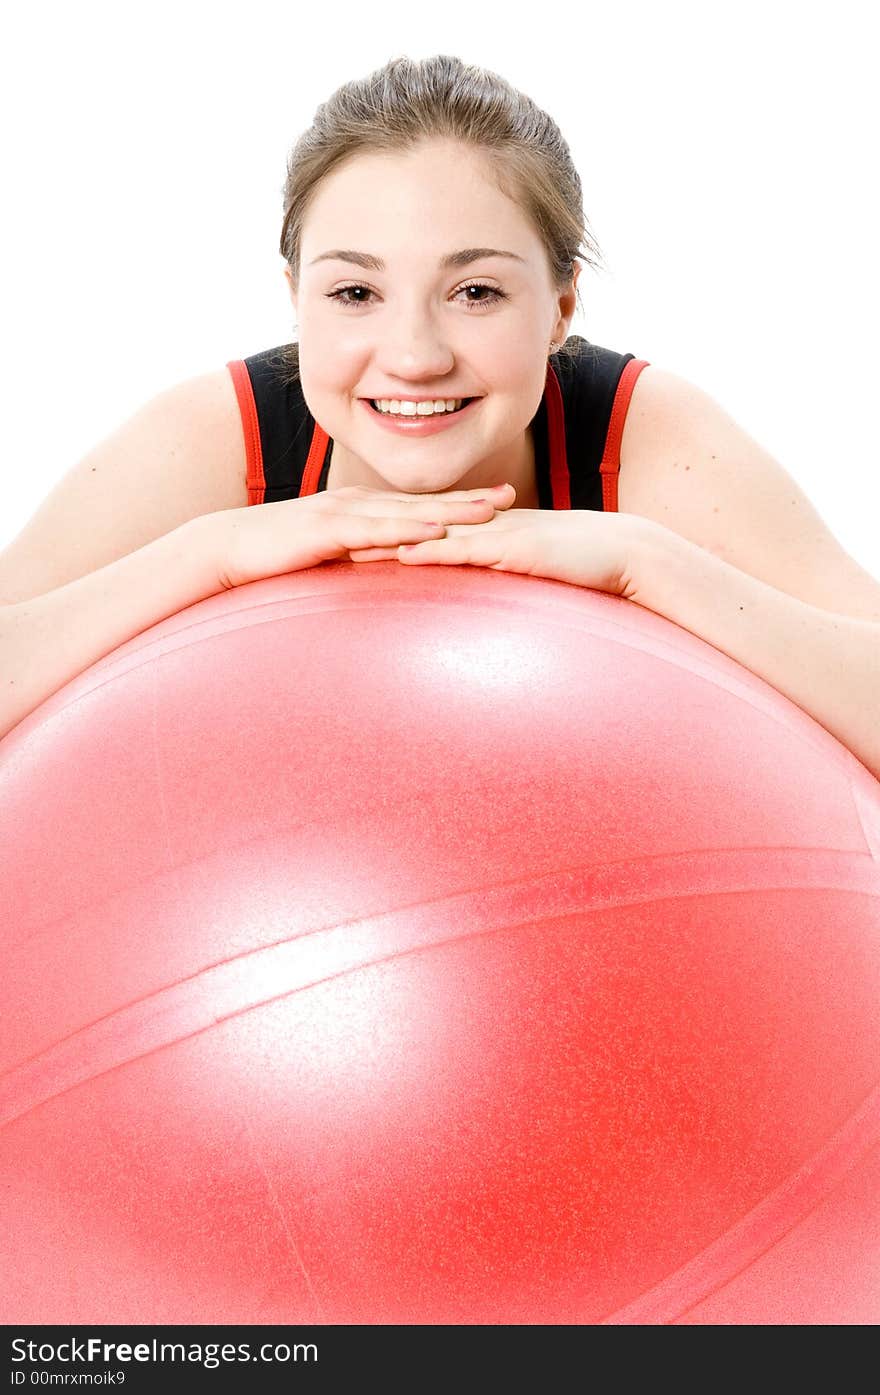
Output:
[359, 397, 482, 436]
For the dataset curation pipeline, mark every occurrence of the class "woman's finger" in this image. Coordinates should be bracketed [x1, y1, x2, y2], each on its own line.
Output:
[346, 546, 405, 561]
[396, 532, 504, 567]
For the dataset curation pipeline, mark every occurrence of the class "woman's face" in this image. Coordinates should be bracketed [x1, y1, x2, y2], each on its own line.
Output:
[287, 138, 578, 495]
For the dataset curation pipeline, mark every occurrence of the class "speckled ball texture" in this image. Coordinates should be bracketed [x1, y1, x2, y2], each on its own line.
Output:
[2, 561, 879, 1325]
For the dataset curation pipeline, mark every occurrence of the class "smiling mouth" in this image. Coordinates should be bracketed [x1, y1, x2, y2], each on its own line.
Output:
[367, 398, 477, 416]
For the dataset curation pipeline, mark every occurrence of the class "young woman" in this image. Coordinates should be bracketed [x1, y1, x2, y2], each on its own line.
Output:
[1, 54, 879, 779]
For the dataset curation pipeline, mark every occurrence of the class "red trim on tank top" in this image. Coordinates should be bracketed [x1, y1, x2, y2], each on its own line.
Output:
[226, 361, 266, 505]
[601, 359, 651, 512]
[302, 422, 331, 496]
[544, 362, 570, 510]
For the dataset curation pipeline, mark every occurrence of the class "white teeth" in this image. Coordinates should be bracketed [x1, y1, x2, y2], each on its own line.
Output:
[373, 398, 464, 416]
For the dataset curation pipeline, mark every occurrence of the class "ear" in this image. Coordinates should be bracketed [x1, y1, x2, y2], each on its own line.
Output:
[552, 262, 580, 346]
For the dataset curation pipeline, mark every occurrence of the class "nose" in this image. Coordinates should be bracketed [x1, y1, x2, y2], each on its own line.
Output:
[377, 303, 456, 380]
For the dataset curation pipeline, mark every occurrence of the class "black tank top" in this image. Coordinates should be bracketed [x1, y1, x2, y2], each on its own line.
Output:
[226, 335, 650, 512]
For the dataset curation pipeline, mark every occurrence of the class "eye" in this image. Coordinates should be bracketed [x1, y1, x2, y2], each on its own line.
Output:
[327, 284, 373, 308]
[325, 281, 509, 311]
[458, 281, 508, 308]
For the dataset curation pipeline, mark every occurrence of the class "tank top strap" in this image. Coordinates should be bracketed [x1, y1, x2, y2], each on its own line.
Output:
[225, 345, 313, 505]
[547, 337, 651, 513]
[599, 357, 651, 511]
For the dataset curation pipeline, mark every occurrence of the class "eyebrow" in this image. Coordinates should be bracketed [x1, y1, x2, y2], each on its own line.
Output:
[308, 247, 528, 271]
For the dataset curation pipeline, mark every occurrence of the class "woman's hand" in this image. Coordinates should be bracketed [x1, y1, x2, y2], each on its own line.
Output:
[389, 506, 648, 598]
[214, 482, 516, 589]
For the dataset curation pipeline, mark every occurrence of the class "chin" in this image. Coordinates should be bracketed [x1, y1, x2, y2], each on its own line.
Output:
[402, 467, 478, 492]
[360, 459, 469, 494]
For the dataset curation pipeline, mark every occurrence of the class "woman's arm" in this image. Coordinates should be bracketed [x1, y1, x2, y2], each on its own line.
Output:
[0, 514, 226, 744]
[627, 521, 880, 783]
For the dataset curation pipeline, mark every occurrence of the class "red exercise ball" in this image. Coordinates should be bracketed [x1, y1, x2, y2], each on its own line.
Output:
[2, 561, 879, 1325]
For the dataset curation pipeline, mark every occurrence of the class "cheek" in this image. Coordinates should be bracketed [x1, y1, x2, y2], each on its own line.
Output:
[484, 336, 541, 383]
[299, 350, 363, 405]
[320, 344, 369, 396]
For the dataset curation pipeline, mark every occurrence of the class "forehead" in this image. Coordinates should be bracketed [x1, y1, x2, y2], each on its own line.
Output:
[301, 140, 541, 263]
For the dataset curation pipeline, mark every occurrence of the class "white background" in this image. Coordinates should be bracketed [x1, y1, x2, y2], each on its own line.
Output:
[1, 0, 876, 574]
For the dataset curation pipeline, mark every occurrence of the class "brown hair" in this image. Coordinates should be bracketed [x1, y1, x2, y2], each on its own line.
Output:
[276, 53, 605, 383]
